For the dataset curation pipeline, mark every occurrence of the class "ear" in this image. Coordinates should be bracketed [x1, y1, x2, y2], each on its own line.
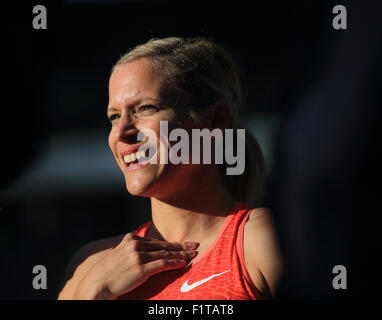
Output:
[203, 100, 233, 129]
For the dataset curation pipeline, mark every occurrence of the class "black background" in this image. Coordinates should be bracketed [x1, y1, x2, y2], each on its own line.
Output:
[1, 0, 381, 300]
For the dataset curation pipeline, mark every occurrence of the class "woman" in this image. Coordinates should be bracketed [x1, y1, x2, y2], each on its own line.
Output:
[58, 37, 283, 300]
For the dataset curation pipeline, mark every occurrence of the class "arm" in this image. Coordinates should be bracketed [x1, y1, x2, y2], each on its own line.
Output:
[57, 233, 199, 300]
[58, 237, 122, 300]
[243, 208, 284, 299]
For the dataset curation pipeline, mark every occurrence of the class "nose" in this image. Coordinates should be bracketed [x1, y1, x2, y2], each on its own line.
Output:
[113, 113, 139, 145]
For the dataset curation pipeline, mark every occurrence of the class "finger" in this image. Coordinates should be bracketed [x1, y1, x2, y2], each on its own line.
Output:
[136, 240, 199, 252]
[122, 233, 163, 242]
[142, 259, 187, 277]
[139, 249, 198, 263]
[131, 234, 158, 241]
[132, 234, 199, 249]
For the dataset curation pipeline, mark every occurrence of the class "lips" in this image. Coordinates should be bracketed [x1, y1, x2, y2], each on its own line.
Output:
[120, 145, 155, 169]
[123, 150, 146, 166]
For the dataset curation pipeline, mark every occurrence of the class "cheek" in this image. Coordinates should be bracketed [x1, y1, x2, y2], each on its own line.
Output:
[137, 119, 163, 148]
[140, 117, 162, 132]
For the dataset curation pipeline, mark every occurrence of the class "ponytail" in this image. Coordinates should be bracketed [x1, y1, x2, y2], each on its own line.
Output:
[221, 124, 265, 207]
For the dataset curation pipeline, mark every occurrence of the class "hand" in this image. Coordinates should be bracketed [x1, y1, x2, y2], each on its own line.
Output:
[74, 233, 199, 299]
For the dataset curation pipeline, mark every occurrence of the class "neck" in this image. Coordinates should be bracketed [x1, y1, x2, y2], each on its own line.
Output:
[148, 170, 236, 243]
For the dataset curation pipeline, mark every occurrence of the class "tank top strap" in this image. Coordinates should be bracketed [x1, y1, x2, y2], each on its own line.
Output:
[134, 221, 150, 237]
[221, 202, 254, 246]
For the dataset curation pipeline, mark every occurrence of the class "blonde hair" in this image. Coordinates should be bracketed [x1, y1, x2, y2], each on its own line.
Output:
[113, 37, 265, 206]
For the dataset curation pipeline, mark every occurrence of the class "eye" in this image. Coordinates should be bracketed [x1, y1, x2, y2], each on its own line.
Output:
[108, 114, 120, 122]
[137, 104, 160, 113]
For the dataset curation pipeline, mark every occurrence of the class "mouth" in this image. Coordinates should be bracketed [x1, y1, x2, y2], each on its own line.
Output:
[122, 149, 149, 167]
[120, 146, 157, 173]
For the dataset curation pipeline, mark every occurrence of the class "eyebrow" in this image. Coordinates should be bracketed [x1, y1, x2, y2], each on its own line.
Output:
[106, 106, 119, 114]
[107, 97, 163, 114]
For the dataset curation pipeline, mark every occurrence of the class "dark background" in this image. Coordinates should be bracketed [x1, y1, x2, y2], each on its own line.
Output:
[1, 0, 381, 299]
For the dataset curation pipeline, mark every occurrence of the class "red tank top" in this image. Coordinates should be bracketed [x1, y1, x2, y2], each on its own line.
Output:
[117, 202, 264, 300]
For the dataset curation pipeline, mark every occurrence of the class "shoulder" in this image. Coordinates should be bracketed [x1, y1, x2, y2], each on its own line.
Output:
[57, 234, 125, 300]
[243, 207, 284, 299]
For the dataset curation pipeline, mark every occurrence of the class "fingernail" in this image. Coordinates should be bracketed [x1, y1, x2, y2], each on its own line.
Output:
[185, 242, 199, 249]
[185, 250, 198, 257]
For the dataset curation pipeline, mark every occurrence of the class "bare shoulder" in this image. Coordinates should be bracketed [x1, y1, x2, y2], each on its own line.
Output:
[57, 234, 125, 300]
[243, 207, 284, 299]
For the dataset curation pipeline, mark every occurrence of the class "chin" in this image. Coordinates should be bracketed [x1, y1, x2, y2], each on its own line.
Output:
[124, 178, 152, 197]
[124, 169, 162, 197]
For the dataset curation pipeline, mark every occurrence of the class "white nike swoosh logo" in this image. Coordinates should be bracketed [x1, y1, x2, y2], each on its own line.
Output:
[180, 270, 230, 292]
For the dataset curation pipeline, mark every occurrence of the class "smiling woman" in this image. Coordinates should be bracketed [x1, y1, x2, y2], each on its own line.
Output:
[117, 119, 247, 176]
[57, 37, 283, 300]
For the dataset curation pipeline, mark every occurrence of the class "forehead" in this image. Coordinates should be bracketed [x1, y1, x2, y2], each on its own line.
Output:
[109, 58, 163, 104]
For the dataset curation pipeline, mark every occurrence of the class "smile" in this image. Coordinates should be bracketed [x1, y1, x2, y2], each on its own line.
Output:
[123, 150, 146, 167]
[120, 147, 155, 173]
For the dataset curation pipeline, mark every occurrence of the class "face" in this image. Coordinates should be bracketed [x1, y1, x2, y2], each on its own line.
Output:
[107, 58, 196, 199]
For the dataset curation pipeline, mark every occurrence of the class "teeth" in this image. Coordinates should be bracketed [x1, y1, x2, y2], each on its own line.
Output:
[136, 150, 144, 160]
[123, 150, 145, 164]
